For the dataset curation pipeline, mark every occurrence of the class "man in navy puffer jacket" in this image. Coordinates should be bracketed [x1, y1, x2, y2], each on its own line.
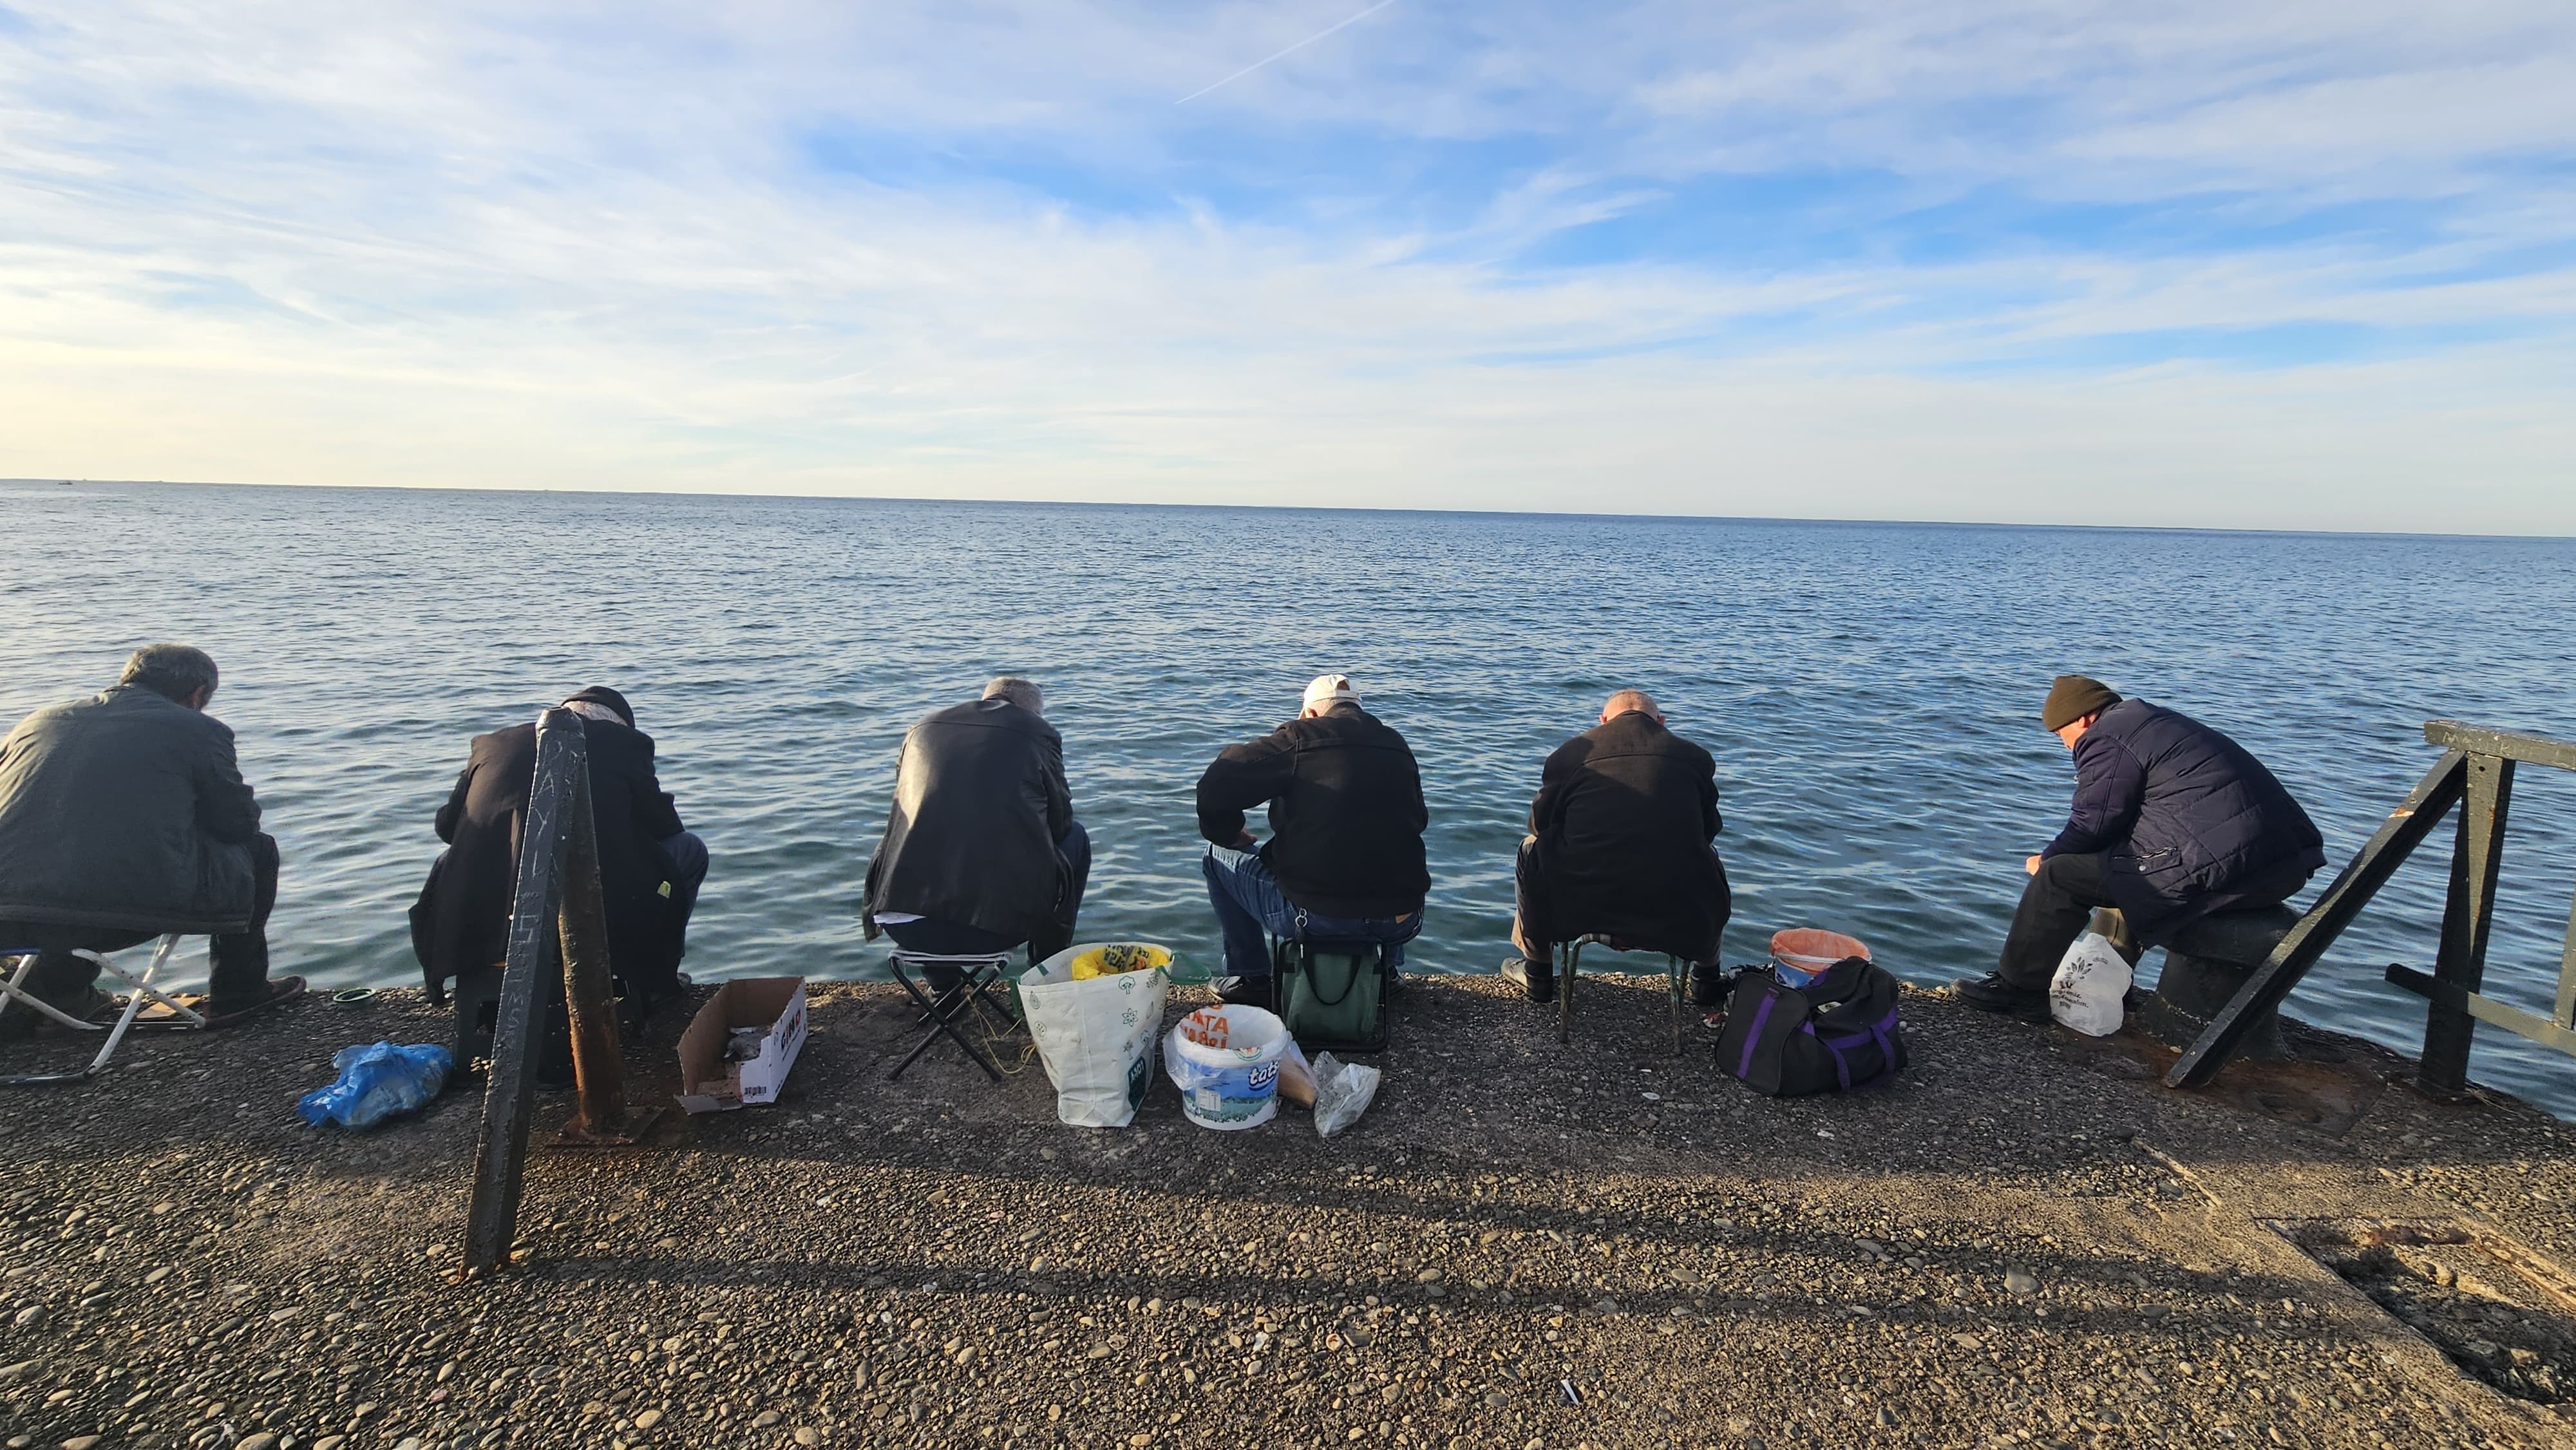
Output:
[1956, 675, 2327, 1021]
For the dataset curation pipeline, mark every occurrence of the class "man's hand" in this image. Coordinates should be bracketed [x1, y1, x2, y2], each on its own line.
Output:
[2025, 854, 2043, 876]
[1235, 831, 1256, 850]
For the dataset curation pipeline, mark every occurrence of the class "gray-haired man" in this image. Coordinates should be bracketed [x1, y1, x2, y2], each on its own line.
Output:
[0, 645, 303, 1030]
[864, 677, 1092, 966]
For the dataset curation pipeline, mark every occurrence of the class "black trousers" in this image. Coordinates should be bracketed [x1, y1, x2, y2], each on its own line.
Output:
[3, 833, 279, 1007]
[2000, 850, 2309, 988]
[1998, 852, 2121, 989]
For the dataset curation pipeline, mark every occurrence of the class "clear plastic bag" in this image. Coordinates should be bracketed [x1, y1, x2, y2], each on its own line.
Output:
[1310, 1053, 1381, 1138]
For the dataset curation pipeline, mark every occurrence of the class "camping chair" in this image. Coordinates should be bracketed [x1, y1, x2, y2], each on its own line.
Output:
[1557, 934, 1692, 1055]
[0, 933, 209, 1086]
[886, 948, 1018, 1083]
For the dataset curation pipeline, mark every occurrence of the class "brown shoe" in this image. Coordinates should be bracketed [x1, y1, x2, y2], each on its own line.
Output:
[204, 975, 306, 1028]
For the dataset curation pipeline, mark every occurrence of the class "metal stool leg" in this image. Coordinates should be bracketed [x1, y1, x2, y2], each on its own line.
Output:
[1558, 939, 1579, 1044]
[887, 956, 1003, 1083]
[1667, 955, 1686, 1056]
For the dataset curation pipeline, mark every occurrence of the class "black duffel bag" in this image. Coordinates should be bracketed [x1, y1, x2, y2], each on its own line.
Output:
[1714, 956, 1907, 1096]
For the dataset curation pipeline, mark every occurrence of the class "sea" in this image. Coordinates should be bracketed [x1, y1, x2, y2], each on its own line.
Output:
[6, 482, 2575, 1115]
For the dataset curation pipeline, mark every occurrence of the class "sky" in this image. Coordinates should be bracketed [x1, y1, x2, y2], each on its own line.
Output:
[1, 2, 2571, 532]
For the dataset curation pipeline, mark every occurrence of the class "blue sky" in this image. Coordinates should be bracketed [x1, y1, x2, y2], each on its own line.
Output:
[1, 1, 2570, 531]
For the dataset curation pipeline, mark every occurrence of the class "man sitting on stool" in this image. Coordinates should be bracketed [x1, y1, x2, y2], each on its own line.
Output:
[411, 686, 707, 1026]
[1501, 689, 1730, 1004]
[1195, 673, 1428, 1004]
[864, 678, 1090, 981]
[1955, 675, 2327, 1021]
[0, 643, 303, 1031]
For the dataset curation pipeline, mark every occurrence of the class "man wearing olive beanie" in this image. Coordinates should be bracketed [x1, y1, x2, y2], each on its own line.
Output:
[1954, 675, 2327, 1021]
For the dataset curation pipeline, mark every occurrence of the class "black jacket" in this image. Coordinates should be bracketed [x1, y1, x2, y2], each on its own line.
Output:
[864, 699, 1075, 945]
[2041, 697, 2326, 938]
[1196, 702, 1428, 919]
[412, 716, 690, 1000]
[1524, 711, 1731, 961]
[0, 686, 263, 933]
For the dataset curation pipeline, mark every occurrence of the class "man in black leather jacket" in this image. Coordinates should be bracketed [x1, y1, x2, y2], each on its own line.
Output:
[1195, 673, 1428, 1000]
[864, 678, 1090, 965]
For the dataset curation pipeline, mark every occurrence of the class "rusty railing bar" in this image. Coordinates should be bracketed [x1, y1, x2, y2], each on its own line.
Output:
[2166, 748, 2468, 1089]
[2385, 963, 2576, 1060]
[2425, 720, 2576, 773]
[2420, 753, 2515, 1093]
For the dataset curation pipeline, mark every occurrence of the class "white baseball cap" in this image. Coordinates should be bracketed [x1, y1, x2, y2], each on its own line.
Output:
[1303, 673, 1360, 709]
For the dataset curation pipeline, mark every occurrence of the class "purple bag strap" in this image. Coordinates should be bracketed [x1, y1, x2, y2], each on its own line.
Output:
[1806, 1004, 1902, 1091]
[1735, 990, 1781, 1080]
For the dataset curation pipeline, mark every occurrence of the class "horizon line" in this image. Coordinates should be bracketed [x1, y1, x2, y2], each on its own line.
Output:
[8, 476, 2570, 545]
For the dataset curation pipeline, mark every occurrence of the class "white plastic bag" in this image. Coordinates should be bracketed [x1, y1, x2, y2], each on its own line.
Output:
[1018, 942, 1173, 1128]
[1165, 1006, 1289, 1131]
[2049, 931, 2132, 1037]
[1310, 1052, 1381, 1138]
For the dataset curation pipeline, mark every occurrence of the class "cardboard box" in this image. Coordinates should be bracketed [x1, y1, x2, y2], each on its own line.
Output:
[677, 977, 808, 1115]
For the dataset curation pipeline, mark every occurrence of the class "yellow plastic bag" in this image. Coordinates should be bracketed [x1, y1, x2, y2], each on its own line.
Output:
[1068, 943, 1172, 981]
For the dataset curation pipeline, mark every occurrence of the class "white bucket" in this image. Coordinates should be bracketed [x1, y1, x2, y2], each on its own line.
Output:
[1164, 1005, 1289, 1131]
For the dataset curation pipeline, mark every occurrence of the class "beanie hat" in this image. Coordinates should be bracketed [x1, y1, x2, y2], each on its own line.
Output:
[2041, 675, 2121, 732]
[562, 685, 635, 728]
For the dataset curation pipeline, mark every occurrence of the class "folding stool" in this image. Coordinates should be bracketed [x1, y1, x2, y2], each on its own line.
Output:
[886, 948, 1019, 1083]
[0, 935, 207, 1086]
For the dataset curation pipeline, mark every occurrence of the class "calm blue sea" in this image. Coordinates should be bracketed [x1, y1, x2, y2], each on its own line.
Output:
[6, 483, 2575, 1114]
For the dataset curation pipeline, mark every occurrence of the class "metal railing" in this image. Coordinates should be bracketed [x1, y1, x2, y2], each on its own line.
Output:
[464, 707, 658, 1275]
[2171, 720, 2576, 1095]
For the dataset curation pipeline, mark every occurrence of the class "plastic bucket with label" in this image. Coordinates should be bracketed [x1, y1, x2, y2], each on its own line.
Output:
[1164, 1005, 1289, 1131]
[1768, 928, 1871, 989]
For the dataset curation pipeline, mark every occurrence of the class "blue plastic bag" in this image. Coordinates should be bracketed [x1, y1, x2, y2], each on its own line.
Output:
[297, 1042, 453, 1129]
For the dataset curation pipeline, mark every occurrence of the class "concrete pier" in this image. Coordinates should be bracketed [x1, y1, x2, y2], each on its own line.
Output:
[2, 975, 2572, 1449]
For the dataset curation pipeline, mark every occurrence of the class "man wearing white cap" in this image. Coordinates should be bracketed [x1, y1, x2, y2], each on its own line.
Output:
[1193, 673, 1430, 1001]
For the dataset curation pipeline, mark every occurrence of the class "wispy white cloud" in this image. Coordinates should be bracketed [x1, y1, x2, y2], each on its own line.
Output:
[0, 1, 2570, 529]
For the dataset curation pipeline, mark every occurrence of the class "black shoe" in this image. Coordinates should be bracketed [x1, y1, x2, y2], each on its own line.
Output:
[1953, 972, 2050, 1022]
[1689, 962, 1734, 1010]
[1499, 957, 1555, 1004]
[1213, 975, 1272, 1008]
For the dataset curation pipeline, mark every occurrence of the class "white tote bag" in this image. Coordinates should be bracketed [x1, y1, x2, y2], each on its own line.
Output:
[1017, 943, 1173, 1128]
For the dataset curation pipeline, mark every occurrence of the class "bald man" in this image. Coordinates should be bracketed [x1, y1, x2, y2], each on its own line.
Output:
[1502, 690, 1731, 1003]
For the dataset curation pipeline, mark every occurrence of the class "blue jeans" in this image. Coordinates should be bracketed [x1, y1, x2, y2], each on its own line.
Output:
[1201, 843, 1420, 980]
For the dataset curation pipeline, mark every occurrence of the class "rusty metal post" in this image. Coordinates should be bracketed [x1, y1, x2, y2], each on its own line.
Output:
[554, 746, 659, 1146]
[463, 708, 584, 1275]
[2420, 752, 2516, 1094]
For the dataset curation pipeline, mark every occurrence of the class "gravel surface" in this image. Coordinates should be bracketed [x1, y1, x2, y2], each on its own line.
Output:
[5, 971, 2574, 1449]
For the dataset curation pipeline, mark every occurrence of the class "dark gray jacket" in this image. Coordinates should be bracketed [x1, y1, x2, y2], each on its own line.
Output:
[0, 686, 263, 932]
[864, 699, 1075, 945]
